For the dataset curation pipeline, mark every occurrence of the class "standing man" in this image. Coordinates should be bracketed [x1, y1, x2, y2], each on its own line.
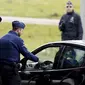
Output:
[0, 21, 39, 85]
[59, 1, 83, 40]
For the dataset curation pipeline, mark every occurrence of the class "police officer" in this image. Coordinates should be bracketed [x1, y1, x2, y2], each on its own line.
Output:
[59, 1, 83, 40]
[0, 21, 39, 85]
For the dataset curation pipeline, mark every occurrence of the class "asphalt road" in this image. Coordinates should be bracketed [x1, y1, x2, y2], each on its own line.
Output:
[1, 16, 60, 25]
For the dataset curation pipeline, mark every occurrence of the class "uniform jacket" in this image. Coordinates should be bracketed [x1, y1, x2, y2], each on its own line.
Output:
[59, 11, 83, 40]
[0, 31, 39, 63]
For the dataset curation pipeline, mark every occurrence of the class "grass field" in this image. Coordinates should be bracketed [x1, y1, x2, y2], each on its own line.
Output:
[0, 0, 80, 18]
[0, 22, 61, 51]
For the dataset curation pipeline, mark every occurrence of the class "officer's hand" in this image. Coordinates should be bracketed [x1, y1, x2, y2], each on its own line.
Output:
[0, 17, 2, 22]
[34, 60, 43, 69]
[61, 20, 65, 28]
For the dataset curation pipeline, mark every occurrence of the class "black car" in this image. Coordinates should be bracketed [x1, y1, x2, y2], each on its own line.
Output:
[19, 40, 85, 85]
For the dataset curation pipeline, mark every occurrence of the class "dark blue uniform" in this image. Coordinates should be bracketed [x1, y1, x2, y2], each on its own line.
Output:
[0, 30, 39, 63]
[59, 11, 83, 40]
[0, 30, 39, 85]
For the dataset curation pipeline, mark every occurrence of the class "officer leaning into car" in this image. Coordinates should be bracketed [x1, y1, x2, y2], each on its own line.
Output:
[59, 1, 83, 40]
[0, 21, 39, 85]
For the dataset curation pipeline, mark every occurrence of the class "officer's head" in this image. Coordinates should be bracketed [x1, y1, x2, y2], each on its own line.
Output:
[66, 1, 74, 13]
[12, 21, 25, 36]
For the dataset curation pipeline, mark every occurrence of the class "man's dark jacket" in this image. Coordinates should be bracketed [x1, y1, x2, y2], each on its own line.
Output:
[0, 31, 39, 63]
[59, 11, 83, 40]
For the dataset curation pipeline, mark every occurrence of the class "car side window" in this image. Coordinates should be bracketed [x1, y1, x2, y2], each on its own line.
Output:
[62, 46, 85, 68]
[35, 47, 60, 62]
[74, 49, 85, 66]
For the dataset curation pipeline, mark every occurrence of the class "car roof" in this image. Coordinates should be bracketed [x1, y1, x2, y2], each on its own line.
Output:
[48, 40, 85, 46]
[32, 40, 85, 54]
